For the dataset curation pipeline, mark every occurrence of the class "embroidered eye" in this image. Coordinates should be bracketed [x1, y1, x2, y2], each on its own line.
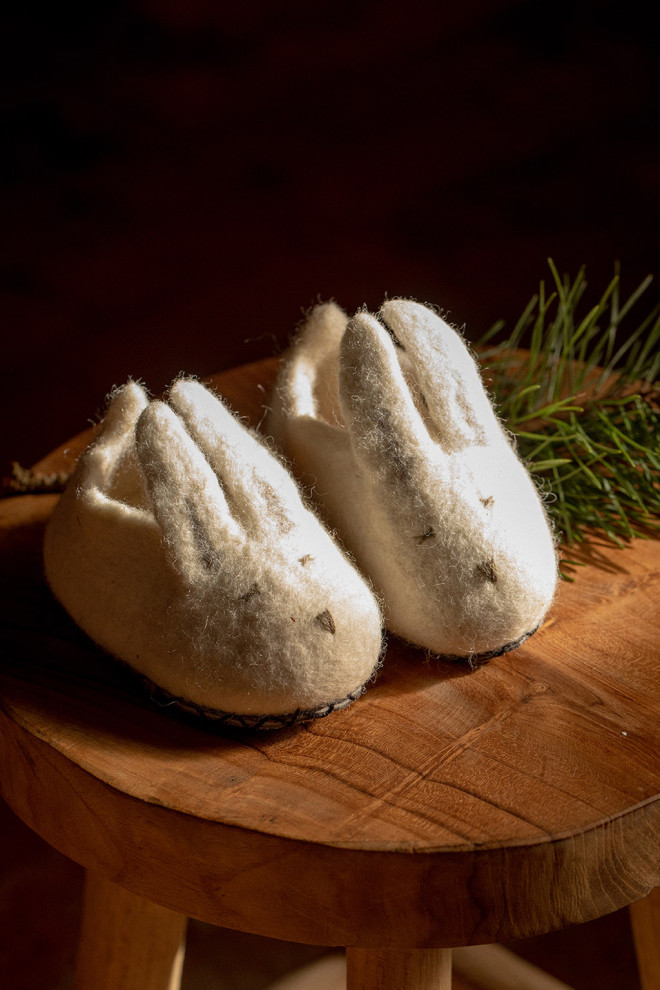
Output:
[315, 610, 336, 634]
[476, 559, 498, 583]
[238, 583, 260, 604]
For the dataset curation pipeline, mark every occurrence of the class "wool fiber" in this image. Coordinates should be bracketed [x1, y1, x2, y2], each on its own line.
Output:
[44, 379, 383, 724]
[267, 299, 558, 659]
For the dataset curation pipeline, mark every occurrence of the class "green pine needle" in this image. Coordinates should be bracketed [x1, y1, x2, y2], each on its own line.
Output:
[477, 261, 660, 556]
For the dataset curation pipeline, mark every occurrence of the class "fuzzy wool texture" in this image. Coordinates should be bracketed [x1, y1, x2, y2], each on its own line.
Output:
[44, 379, 383, 719]
[267, 299, 559, 658]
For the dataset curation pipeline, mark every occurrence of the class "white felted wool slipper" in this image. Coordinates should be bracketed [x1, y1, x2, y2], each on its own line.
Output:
[267, 299, 558, 661]
[44, 379, 383, 729]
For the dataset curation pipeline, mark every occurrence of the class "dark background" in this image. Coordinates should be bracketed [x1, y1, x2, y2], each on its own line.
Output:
[2, 0, 659, 471]
[0, 6, 656, 986]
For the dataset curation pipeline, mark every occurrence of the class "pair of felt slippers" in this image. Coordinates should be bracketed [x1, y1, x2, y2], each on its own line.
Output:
[44, 299, 558, 730]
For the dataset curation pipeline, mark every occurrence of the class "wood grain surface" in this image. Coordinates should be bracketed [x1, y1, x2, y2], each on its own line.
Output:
[630, 886, 660, 990]
[346, 947, 452, 990]
[73, 871, 187, 990]
[0, 357, 659, 949]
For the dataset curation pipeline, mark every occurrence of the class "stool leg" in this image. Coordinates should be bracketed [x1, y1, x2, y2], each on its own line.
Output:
[630, 886, 660, 990]
[346, 947, 452, 990]
[73, 870, 187, 990]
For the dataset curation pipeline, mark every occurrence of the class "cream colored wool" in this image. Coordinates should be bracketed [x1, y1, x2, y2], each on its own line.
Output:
[44, 379, 383, 725]
[267, 299, 559, 659]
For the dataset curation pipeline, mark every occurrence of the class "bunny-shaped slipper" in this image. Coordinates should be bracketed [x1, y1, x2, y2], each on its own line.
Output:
[267, 300, 558, 661]
[44, 379, 383, 729]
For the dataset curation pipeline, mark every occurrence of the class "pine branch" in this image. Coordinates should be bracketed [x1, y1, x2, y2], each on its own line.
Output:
[477, 261, 660, 556]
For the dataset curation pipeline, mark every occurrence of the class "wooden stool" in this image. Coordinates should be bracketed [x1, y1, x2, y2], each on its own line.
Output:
[1, 359, 659, 990]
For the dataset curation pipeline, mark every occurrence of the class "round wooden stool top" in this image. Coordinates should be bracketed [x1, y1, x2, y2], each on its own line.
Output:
[0, 358, 659, 950]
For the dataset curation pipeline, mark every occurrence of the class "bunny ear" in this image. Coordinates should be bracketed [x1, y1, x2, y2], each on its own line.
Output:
[82, 381, 150, 495]
[338, 312, 436, 489]
[135, 400, 242, 584]
[168, 379, 303, 537]
[99, 381, 150, 443]
[380, 300, 502, 452]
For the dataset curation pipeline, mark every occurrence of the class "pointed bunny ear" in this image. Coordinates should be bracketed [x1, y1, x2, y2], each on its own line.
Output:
[168, 379, 303, 537]
[380, 300, 502, 452]
[100, 381, 150, 442]
[83, 381, 150, 495]
[338, 312, 436, 488]
[295, 301, 347, 353]
[135, 400, 242, 584]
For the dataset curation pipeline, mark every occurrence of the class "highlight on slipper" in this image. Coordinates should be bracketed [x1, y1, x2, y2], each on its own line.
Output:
[44, 379, 383, 730]
[267, 298, 559, 662]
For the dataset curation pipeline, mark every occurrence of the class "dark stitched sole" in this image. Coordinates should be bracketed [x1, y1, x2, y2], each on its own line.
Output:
[137, 675, 368, 731]
[432, 623, 542, 667]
